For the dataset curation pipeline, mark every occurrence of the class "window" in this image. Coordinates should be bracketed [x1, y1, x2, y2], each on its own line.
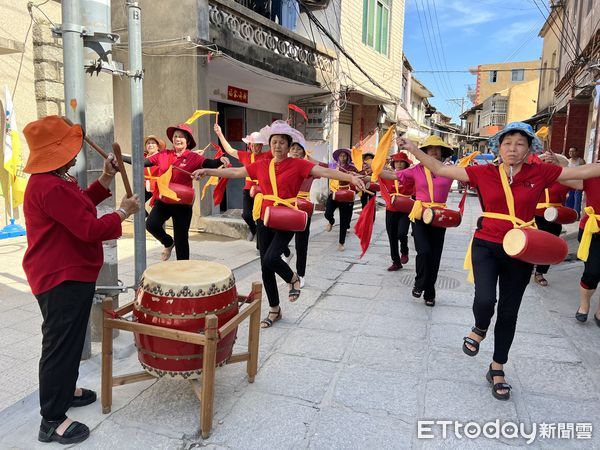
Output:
[541, 62, 547, 91]
[550, 51, 556, 86]
[489, 70, 498, 83]
[588, 0, 593, 14]
[306, 106, 325, 128]
[511, 69, 524, 82]
[362, 0, 391, 55]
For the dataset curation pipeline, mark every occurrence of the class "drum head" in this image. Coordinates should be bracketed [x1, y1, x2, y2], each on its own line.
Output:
[422, 208, 434, 225]
[543, 207, 558, 222]
[503, 229, 526, 257]
[142, 260, 235, 297]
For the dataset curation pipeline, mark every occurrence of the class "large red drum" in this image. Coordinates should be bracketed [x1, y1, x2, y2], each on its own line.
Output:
[333, 189, 355, 203]
[503, 228, 568, 265]
[544, 206, 578, 225]
[133, 261, 239, 379]
[264, 206, 308, 232]
[296, 197, 315, 217]
[159, 183, 194, 205]
[423, 207, 462, 228]
[388, 195, 414, 213]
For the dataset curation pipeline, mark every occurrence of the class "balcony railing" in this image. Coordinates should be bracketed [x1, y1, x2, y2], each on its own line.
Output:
[480, 113, 506, 128]
[233, 0, 298, 29]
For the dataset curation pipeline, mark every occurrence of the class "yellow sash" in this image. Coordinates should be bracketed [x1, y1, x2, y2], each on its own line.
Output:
[463, 165, 536, 282]
[245, 153, 259, 185]
[390, 180, 411, 198]
[252, 159, 298, 221]
[457, 151, 480, 168]
[577, 206, 600, 261]
[297, 191, 310, 200]
[535, 188, 561, 210]
[408, 167, 446, 221]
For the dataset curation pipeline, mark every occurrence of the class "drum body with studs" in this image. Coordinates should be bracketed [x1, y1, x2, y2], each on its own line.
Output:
[423, 207, 462, 228]
[543, 206, 578, 225]
[389, 195, 414, 213]
[503, 228, 568, 265]
[133, 260, 238, 379]
[333, 189, 355, 203]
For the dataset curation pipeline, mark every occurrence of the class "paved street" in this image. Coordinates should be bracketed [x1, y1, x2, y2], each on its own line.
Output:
[1, 193, 600, 449]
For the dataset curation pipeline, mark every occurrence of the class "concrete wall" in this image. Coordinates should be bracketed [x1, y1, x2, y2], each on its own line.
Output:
[537, 15, 561, 112]
[507, 78, 540, 123]
[476, 60, 539, 105]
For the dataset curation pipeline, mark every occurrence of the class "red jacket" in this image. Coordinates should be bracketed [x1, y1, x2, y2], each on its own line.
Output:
[22, 174, 122, 295]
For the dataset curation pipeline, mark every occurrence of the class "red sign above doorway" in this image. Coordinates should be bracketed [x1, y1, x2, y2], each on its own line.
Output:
[227, 86, 248, 104]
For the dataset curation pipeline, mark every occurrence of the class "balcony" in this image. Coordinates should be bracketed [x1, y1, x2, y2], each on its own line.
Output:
[480, 113, 507, 128]
[208, 0, 334, 86]
[233, 0, 298, 30]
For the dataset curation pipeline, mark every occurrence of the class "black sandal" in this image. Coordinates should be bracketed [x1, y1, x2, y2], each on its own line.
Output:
[71, 388, 97, 408]
[486, 363, 512, 401]
[424, 298, 435, 307]
[260, 308, 282, 328]
[462, 326, 487, 356]
[38, 418, 90, 444]
[288, 275, 301, 303]
[412, 286, 423, 298]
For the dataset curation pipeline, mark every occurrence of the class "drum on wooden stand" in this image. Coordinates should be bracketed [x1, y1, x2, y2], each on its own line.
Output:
[423, 207, 462, 228]
[333, 189, 355, 203]
[543, 206, 578, 225]
[133, 260, 239, 379]
[503, 228, 568, 265]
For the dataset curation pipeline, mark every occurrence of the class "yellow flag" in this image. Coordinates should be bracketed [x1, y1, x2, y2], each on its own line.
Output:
[201, 176, 219, 200]
[457, 151, 480, 168]
[156, 166, 180, 201]
[185, 110, 218, 125]
[351, 147, 363, 172]
[3, 86, 28, 209]
[370, 125, 396, 182]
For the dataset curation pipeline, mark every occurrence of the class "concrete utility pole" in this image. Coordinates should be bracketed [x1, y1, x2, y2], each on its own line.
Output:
[61, 0, 87, 187]
[126, 1, 146, 282]
[448, 97, 466, 129]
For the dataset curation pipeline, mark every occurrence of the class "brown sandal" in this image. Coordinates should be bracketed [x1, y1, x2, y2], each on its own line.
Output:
[260, 308, 282, 328]
[534, 273, 548, 287]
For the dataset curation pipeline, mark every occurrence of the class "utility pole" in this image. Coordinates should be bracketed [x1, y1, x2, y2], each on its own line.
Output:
[447, 97, 466, 129]
[126, 1, 146, 283]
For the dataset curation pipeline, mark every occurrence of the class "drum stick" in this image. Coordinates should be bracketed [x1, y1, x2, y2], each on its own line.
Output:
[111, 143, 134, 198]
[61, 117, 109, 159]
[173, 165, 193, 176]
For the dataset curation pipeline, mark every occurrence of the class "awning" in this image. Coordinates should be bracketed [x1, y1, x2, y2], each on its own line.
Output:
[523, 107, 551, 125]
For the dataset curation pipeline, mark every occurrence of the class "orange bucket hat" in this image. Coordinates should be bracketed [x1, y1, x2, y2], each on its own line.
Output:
[23, 115, 83, 174]
[144, 135, 166, 152]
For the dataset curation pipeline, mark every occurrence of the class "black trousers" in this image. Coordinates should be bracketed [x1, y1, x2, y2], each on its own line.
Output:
[324, 194, 353, 245]
[146, 200, 193, 260]
[242, 189, 257, 236]
[412, 219, 446, 300]
[36, 281, 95, 422]
[295, 216, 312, 277]
[534, 215, 562, 274]
[472, 238, 533, 364]
[578, 230, 600, 290]
[360, 192, 376, 221]
[385, 210, 410, 264]
[256, 220, 295, 307]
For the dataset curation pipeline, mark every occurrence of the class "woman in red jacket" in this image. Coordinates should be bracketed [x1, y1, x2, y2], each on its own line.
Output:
[398, 121, 600, 401]
[192, 121, 364, 328]
[22, 116, 140, 444]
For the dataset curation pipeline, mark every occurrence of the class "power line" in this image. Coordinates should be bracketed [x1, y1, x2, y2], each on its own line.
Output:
[413, 67, 558, 73]
[529, 0, 579, 62]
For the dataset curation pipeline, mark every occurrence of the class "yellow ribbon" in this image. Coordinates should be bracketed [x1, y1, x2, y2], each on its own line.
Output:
[535, 188, 561, 210]
[577, 206, 600, 262]
[252, 159, 298, 221]
[408, 167, 446, 221]
[245, 153, 259, 185]
[297, 191, 310, 200]
[463, 165, 536, 282]
[457, 151, 480, 168]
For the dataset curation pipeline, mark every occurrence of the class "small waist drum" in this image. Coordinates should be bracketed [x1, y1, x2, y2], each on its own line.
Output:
[249, 185, 262, 198]
[264, 206, 308, 232]
[159, 183, 194, 205]
[388, 195, 414, 213]
[133, 260, 238, 379]
[503, 228, 568, 265]
[368, 182, 380, 192]
[423, 207, 462, 228]
[543, 206, 578, 225]
[296, 197, 315, 217]
[333, 189, 355, 203]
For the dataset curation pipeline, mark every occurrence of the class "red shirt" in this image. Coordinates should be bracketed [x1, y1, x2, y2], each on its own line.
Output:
[580, 177, 600, 230]
[148, 149, 206, 186]
[466, 163, 562, 244]
[534, 182, 571, 216]
[246, 157, 315, 220]
[238, 151, 273, 190]
[22, 175, 122, 295]
[380, 177, 415, 210]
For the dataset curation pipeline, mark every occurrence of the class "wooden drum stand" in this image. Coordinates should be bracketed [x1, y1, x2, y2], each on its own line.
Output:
[100, 282, 263, 438]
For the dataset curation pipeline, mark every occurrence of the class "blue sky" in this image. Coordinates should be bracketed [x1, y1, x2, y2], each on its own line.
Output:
[403, 0, 545, 122]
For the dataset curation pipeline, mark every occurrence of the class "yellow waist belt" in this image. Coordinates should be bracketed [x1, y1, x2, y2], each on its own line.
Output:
[463, 212, 536, 283]
[252, 159, 298, 221]
[535, 189, 561, 211]
[245, 177, 259, 185]
[577, 206, 600, 262]
[297, 191, 310, 200]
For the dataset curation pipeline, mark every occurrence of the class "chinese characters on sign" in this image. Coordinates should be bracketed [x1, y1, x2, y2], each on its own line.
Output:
[227, 86, 248, 104]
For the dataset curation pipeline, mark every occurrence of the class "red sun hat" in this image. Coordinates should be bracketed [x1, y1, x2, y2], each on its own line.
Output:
[392, 152, 410, 163]
[23, 115, 83, 174]
[166, 123, 197, 150]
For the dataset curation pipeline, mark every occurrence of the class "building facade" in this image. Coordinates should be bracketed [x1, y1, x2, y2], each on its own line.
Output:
[471, 60, 540, 106]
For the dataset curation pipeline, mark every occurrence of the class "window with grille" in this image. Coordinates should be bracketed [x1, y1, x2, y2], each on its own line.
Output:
[306, 106, 325, 128]
[511, 69, 524, 82]
[362, 0, 391, 55]
[489, 70, 498, 83]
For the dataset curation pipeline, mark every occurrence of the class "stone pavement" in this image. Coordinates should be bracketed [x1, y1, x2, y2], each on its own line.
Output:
[1, 193, 600, 449]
